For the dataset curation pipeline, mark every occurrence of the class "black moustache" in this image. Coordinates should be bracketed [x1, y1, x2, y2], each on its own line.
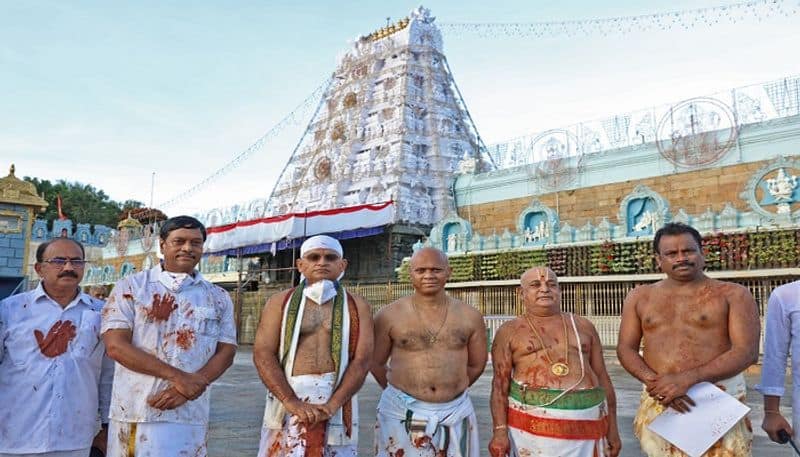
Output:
[58, 272, 79, 278]
[673, 262, 694, 269]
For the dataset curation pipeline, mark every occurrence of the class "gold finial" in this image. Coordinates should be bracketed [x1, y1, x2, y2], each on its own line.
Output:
[9, 164, 14, 176]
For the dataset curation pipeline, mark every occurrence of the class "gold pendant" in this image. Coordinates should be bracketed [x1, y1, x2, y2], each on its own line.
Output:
[429, 335, 437, 344]
[551, 362, 570, 377]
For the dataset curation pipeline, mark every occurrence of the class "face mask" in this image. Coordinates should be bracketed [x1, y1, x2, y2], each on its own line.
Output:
[159, 269, 191, 292]
[303, 279, 338, 304]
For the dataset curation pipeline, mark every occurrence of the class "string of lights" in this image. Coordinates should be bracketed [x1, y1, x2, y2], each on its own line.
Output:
[439, 0, 798, 38]
[154, 77, 332, 212]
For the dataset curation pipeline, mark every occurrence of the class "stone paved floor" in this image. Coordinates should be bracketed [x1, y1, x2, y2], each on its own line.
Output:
[209, 348, 793, 456]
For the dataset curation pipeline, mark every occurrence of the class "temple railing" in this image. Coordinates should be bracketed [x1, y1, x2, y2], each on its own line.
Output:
[232, 269, 799, 348]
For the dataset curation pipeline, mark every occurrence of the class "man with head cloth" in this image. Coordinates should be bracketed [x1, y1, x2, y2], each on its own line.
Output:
[617, 222, 759, 456]
[489, 266, 620, 457]
[371, 247, 487, 457]
[254, 235, 374, 456]
[0, 238, 112, 457]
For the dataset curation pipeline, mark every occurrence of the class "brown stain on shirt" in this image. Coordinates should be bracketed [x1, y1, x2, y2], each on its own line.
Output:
[147, 293, 177, 321]
[175, 329, 196, 350]
[34, 320, 77, 358]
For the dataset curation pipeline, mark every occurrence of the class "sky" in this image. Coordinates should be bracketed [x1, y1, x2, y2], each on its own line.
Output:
[2, 1, 799, 218]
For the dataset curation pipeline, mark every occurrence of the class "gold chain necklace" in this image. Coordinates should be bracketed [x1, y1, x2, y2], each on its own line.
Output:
[523, 312, 570, 377]
[412, 297, 450, 344]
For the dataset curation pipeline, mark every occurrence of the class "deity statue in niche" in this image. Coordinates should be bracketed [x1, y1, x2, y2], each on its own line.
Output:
[633, 211, 656, 232]
[762, 168, 800, 214]
[627, 197, 657, 235]
[447, 232, 459, 252]
[524, 212, 549, 244]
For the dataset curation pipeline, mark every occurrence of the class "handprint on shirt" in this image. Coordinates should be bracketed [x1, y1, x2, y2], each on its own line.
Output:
[147, 293, 177, 322]
[34, 320, 77, 358]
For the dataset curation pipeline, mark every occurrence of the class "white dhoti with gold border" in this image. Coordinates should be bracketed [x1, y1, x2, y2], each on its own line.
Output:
[375, 384, 480, 457]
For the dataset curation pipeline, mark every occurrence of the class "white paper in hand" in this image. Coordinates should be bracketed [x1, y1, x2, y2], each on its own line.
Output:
[647, 382, 750, 457]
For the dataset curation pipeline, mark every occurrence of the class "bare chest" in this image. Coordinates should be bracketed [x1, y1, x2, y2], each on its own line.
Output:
[298, 303, 332, 336]
[510, 324, 592, 361]
[640, 292, 729, 331]
[394, 323, 471, 351]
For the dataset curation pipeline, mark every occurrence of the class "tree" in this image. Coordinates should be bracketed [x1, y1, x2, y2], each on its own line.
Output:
[22, 177, 166, 227]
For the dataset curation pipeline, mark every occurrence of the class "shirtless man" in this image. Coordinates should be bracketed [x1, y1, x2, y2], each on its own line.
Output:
[371, 247, 487, 457]
[617, 222, 759, 456]
[489, 267, 620, 457]
[254, 235, 373, 456]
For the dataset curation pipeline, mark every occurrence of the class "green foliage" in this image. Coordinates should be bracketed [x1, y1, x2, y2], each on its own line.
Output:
[23, 177, 150, 227]
[399, 229, 800, 283]
[448, 256, 478, 282]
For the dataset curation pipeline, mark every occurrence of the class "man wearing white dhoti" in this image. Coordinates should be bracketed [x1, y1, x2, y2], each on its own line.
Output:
[372, 247, 487, 457]
[254, 235, 374, 456]
[101, 216, 237, 456]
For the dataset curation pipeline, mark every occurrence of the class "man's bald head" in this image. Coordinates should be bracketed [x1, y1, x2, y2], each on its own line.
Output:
[410, 247, 449, 268]
[409, 247, 451, 296]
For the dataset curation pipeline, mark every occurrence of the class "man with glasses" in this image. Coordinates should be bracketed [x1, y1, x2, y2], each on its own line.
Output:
[101, 216, 237, 456]
[254, 235, 373, 456]
[0, 238, 112, 457]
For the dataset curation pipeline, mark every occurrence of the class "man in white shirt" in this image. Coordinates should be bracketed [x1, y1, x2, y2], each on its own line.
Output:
[759, 280, 800, 443]
[0, 238, 112, 457]
[101, 216, 237, 456]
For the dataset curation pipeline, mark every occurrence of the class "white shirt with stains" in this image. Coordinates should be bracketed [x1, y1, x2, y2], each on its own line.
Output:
[101, 264, 237, 425]
[0, 284, 112, 454]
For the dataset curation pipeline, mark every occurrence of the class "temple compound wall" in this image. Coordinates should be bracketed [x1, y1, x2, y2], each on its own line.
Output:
[431, 114, 800, 255]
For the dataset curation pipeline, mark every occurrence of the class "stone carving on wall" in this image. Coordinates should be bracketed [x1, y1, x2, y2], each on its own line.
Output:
[741, 157, 800, 224]
[671, 209, 691, 225]
[556, 222, 574, 243]
[0, 210, 22, 234]
[656, 97, 738, 167]
[618, 185, 670, 236]
[429, 213, 472, 253]
[765, 168, 798, 214]
[517, 200, 559, 245]
[718, 203, 739, 229]
[530, 130, 584, 192]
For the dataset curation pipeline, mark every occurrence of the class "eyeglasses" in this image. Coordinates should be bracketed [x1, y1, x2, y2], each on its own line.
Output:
[42, 258, 88, 268]
[303, 253, 341, 262]
[167, 239, 204, 249]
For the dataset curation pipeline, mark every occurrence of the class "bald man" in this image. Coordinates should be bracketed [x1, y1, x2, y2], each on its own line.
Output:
[254, 235, 373, 457]
[371, 247, 487, 457]
[489, 267, 620, 457]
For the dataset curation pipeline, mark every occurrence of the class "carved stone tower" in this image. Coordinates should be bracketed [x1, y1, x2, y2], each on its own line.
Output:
[266, 6, 490, 224]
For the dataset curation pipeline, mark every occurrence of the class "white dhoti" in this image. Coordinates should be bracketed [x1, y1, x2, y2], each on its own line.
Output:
[106, 420, 207, 457]
[375, 384, 480, 457]
[258, 373, 357, 457]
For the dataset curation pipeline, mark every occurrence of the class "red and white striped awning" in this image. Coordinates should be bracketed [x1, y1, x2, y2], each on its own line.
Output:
[204, 201, 395, 253]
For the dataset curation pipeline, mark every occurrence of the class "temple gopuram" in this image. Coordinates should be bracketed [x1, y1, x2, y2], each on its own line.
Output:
[195, 6, 491, 283]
